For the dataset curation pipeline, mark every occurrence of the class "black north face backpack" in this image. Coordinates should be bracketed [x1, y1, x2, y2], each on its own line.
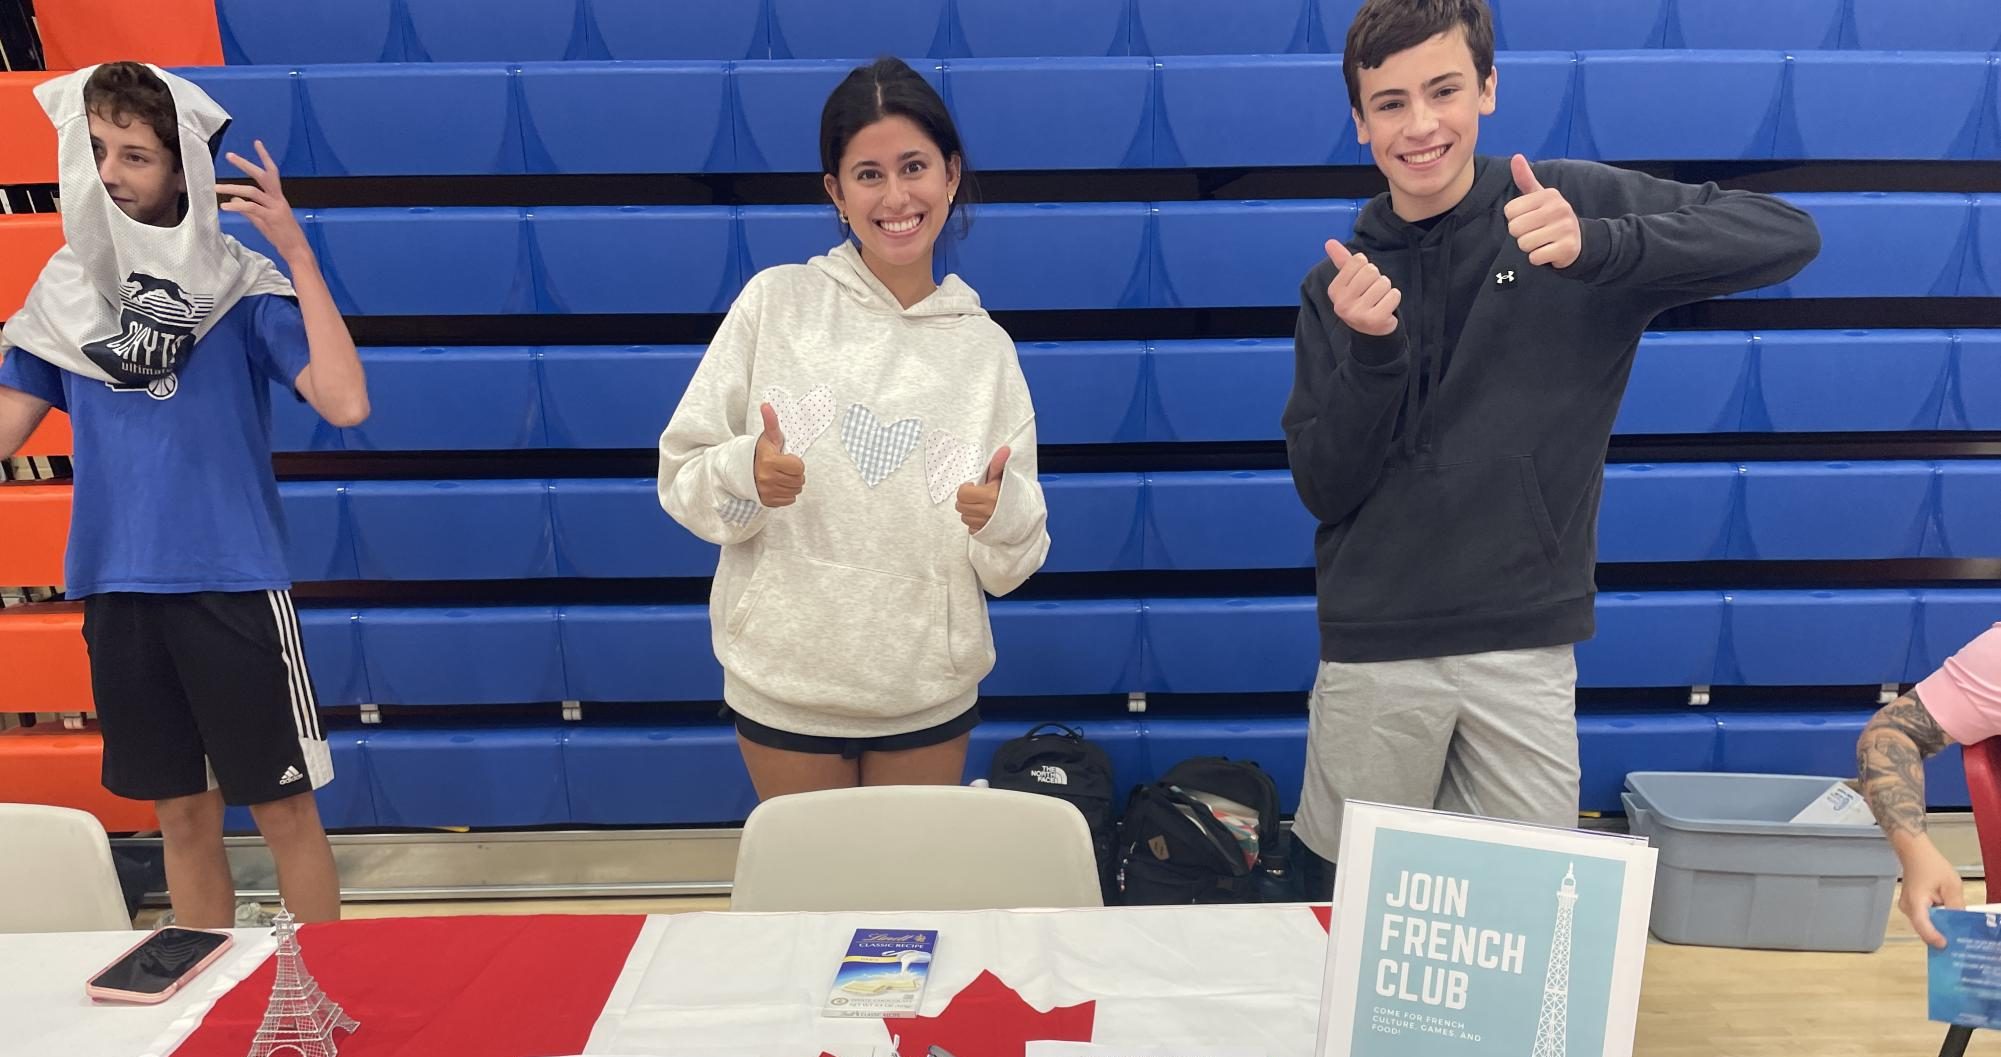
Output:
[1115, 756, 1298, 905]
[987, 723, 1119, 899]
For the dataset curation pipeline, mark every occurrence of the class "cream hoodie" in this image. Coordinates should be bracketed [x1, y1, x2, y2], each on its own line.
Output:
[658, 241, 1050, 738]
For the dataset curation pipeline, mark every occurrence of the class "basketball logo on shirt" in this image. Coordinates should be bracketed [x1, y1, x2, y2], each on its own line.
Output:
[82, 272, 216, 390]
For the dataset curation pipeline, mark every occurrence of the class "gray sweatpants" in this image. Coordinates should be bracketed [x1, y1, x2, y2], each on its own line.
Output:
[1292, 644, 1581, 862]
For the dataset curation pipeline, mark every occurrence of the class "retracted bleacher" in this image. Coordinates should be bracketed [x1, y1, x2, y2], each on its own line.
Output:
[4, 0, 2000, 831]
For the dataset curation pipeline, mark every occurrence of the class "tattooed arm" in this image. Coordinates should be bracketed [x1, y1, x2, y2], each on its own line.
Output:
[1857, 691, 1964, 947]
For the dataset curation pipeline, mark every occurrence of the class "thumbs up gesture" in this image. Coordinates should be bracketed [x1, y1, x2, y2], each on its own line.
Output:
[1323, 240, 1402, 337]
[753, 402, 806, 508]
[1502, 154, 1581, 269]
[956, 447, 1010, 534]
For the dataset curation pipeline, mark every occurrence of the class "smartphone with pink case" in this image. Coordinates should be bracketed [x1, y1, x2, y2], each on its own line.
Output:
[84, 926, 234, 1004]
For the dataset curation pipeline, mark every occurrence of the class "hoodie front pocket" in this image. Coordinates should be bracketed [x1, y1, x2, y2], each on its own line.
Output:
[1327, 454, 1563, 622]
[724, 548, 957, 715]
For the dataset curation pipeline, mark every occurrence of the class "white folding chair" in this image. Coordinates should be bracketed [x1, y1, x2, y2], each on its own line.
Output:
[0, 803, 131, 933]
[730, 785, 1104, 912]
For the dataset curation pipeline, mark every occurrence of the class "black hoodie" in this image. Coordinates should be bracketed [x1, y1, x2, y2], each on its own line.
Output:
[1283, 155, 1820, 663]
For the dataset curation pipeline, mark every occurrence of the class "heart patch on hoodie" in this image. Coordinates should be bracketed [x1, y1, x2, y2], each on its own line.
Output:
[763, 383, 835, 456]
[924, 429, 987, 505]
[841, 404, 923, 488]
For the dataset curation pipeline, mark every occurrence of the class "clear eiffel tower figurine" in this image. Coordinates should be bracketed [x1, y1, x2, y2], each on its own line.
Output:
[246, 905, 358, 1057]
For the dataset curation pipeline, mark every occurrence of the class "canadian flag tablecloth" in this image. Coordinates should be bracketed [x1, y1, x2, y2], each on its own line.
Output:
[149, 905, 1334, 1057]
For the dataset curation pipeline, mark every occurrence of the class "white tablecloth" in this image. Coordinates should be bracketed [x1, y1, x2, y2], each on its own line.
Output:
[1, 926, 273, 1057]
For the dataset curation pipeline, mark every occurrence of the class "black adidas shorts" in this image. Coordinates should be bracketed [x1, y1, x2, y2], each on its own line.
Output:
[83, 590, 331, 807]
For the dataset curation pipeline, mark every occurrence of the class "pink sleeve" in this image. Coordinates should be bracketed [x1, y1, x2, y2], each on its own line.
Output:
[1914, 624, 2001, 745]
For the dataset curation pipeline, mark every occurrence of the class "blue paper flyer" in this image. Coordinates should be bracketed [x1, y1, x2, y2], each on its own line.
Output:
[823, 929, 938, 1019]
[1928, 905, 2001, 1028]
[1316, 803, 1657, 1057]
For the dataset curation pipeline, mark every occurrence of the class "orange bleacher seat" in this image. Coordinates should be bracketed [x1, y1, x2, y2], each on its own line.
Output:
[17, 411, 73, 457]
[0, 214, 65, 320]
[0, 725, 156, 832]
[0, 72, 58, 185]
[0, 603, 92, 714]
[0, 483, 70, 587]
[35, 0, 225, 71]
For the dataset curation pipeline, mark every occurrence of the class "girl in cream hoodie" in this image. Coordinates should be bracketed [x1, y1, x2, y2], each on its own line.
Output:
[657, 58, 1049, 799]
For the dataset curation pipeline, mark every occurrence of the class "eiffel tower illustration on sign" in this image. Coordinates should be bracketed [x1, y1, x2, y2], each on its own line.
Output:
[246, 905, 359, 1057]
[1529, 864, 1578, 1057]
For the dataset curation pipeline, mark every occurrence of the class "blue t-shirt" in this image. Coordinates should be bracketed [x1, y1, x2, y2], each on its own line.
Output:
[0, 294, 313, 597]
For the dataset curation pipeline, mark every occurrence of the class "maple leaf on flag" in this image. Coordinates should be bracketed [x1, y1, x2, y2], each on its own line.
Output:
[878, 969, 1094, 1057]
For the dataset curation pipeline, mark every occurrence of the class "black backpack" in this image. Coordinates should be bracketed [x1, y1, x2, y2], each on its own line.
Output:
[986, 723, 1119, 898]
[1115, 756, 1299, 905]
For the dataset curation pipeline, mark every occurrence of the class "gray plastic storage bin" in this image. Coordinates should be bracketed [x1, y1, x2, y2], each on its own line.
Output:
[1622, 771, 1900, 952]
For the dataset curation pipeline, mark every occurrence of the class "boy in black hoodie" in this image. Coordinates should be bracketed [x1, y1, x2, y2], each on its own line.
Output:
[1283, 0, 1820, 893]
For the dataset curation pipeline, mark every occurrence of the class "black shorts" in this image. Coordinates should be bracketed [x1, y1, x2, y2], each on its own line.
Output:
[83, 590, 331, 807]
[731, 705, 981, 761]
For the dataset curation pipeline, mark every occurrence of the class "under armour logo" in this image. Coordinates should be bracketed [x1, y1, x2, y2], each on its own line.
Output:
[1495, 270, 1517, 285]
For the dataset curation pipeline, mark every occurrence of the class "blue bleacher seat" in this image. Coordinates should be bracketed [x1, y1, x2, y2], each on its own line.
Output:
[1778, 53, 1990, 162]
[532, 207, 739, 314]
[1968, 197, 2001, 296]
[1719, 591, 1917, 687]
[563, 725, 759, 824]
[1308, 0, 1365, 51]
[1772, 194, 1972, 299]
[360, 607, 567, 705]
[1612, 332, 1750, 435]
[1147, 339, 1291, 443]
[1573, 52, 1783, 161]
[732, 60, 947, 172]
[1480, 53, 1577, 163]
[1042, 475, 1145, 574]
[1952, 331, 2001, 430]
[1141, 597, 1318, 694]
[984, 600, 1144, 696]
[177, 66, 311, 177]
[1909, 590, 2001, 679]
[218, 0, 403, 65]
[365, 727, 570, 827]
[1734, 462, 1936, 560]
[945, 203, 1151, 310]
[220, 211, 311, 283]
[550, 480, 718, 579]
[589, 0, 768, 60]
[1493, 0, 1666, 50]
[300, 65, 524, 176]
[951, 0, 1130, 57]
[1131, 0, 1312, 56]
[297, 607, 372, 706]
[347, 480, 556, 581]
[1711, 710, 1970, 807]
[1749, 330, 1951, 433]
[401, 0, 586, 62]
[1576, 592, 1724, 689]
[1152, 57, 1356, 169]
[1933, 464, 2001, 560]
[344, 347, 546, 451]
[1151, 201, 1358, 308]
[946, 58, 1153, 170]
[1577, 711, 1717, 812]
[737, 206, 844, 278]
[316, 208, 533, 316]
[1597, 464, 1735, 563]
[769, 0, 949, 59]
[1666, 0, 1843, 49]
[279, 482, 357, 583]
[1845, 0, 2001, 51]
[539, 345, 700, 449]
[1983, 62, 2001, 161]
[223, 730, 375, 833]
[1015, 342, 1147, 444]
[1142, 471, 1315, 570]
[1144, 717, 1308, 814]
[964, 718, 1146, 792]
[557, 605, 721, 701]
[518, 63, 733, 173]
[270, 378, 340, 455]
